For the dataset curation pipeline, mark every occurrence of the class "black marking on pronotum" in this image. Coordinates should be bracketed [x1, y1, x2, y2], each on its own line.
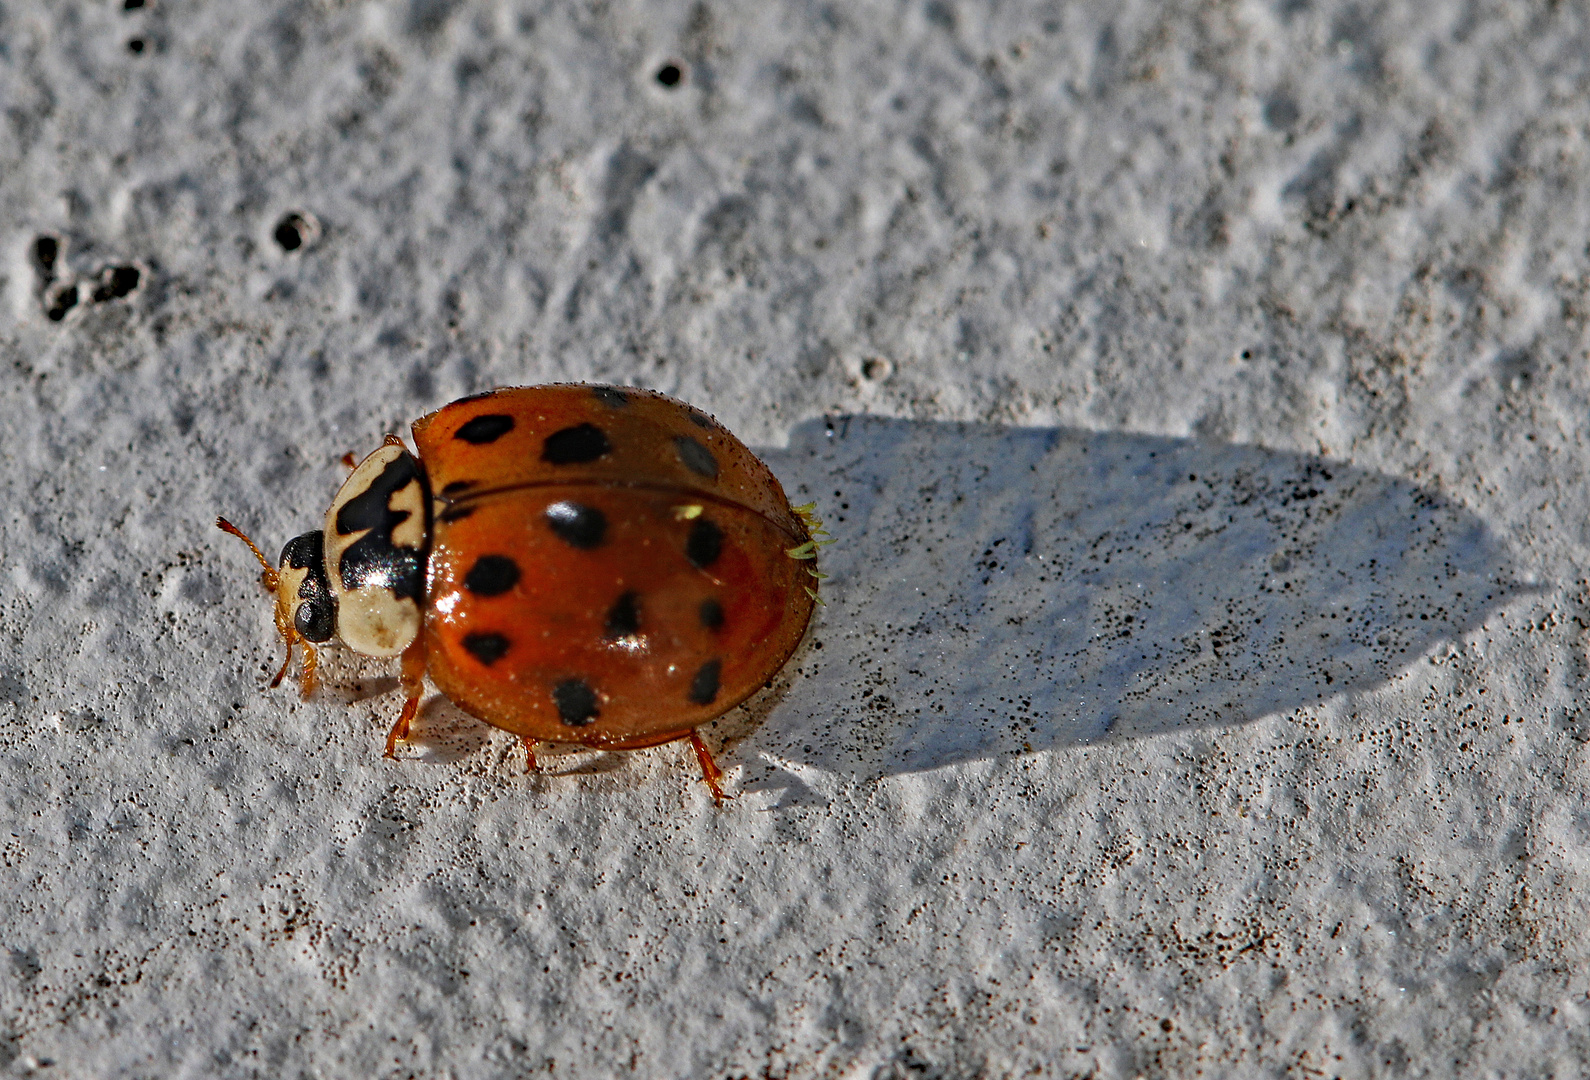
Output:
[686, 518, 724, 569]
[464, 555, 520, 597]
[440, 480, 474, 497]
[698, 598, 724, 631]
[336, 453, 429, 600]
[542, 423, 611, 465]
[462, 632, 510, 665]
[604, 592, 641, 639]
[454, 414, 515, 444]
[553, 678, 599, 726]
[592, 386, 630, 408]
[688, 659, 722, 705]
[673, 435, 719, 479]
[280, 531, 323, 571]
[545, 501, 607, 549]
[280, 531, 336, 642]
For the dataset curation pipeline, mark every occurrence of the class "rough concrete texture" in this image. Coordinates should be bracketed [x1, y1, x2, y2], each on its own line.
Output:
[3, 0, 1590, 1076]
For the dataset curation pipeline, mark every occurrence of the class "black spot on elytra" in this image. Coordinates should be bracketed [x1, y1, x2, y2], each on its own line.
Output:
[592, 386, 630, 408]
[455, 414, 515, 444]
[462, 632, 510, 665]
[279, 531, 336, 643]
[440, 480, 474, 497]
[545, 501, 606, 549]
[699, 598, 724, 631]
[604, 592, 641, 639]
[464, 555, 520, 596]
[553, 678, 599, 726]
[686, 409, 714, 429]
[673, 435, 719, 479]
[336, 453, 428, 601]
[542, 423, 611, 464]
[689, 659, 721, 705]
[686, 518, 724, 569]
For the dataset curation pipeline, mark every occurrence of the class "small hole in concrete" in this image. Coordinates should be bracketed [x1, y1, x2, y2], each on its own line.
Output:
[123, 0, 146, 8]
[33, 236, 59, 276]
[655, 62, 683, 88]
[92, 265, 141, 303]
[860, 357, 893, 382]
[127, 37, 145, 53]
[273, 211, 320, 252]
[45, 284, 79, 322]
[1263, 95, 1300, 130]
[275, 218, 303, 250]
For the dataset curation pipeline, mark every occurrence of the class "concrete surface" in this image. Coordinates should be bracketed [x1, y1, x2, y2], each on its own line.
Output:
[3, 0, 1590, 1076]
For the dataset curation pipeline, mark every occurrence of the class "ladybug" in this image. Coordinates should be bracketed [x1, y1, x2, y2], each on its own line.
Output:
[217, 384, 828, 799]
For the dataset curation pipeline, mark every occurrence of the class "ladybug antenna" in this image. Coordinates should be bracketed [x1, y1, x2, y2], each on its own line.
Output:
[216, 517, 280, 591]
[217, 517, 298, 688]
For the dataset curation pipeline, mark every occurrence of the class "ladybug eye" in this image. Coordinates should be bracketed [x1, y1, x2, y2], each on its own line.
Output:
[295, 599, 335, 643]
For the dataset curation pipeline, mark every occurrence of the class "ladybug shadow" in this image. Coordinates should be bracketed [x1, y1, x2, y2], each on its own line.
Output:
[312, 664, 498, 767]
[399, 695, 632, 776]
[741, 416, 1531, 786]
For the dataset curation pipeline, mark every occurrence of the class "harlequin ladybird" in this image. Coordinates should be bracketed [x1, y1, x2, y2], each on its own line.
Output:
[217, 384, 828, 800]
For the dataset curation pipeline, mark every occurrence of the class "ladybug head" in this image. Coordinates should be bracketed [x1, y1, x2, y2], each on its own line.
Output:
[216, 517, 336, 695]
[277, 531, 338, 645]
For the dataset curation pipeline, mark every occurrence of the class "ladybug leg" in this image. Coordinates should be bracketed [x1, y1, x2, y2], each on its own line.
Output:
[298, 642, 320, 699]
[269, 620, 298, 690]
[385, 697, 418, 759]
[384, 639, 427, 759]
[217, 517, 302, 695]
[687, 730, 728, 803]
[519, 737, 540, 774]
